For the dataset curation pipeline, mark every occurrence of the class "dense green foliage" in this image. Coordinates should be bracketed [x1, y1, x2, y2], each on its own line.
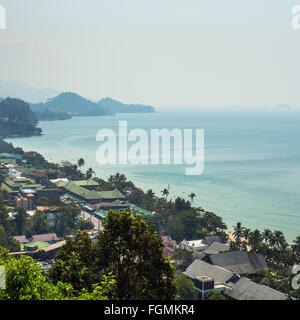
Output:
[205, 290, 226, 300]
[0, 246, 114, 300]
[50, 212, 177, 300]
[31, 92, 113, 116]
[175, 271, 195, 300]
[34, 109, 72, 121]
[98, 97, 155, 113]
[0, 98, 42, 138]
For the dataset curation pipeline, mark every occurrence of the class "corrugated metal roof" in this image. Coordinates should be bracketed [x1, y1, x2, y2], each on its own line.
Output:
[225, 278, 289, 300]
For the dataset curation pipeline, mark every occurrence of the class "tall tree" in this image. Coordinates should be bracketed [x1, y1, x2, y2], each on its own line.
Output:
[86, 167, 95, 179]
[77, 158, 85, 168]
[188, 193, 196, 205]
[96, 210, 177, 300]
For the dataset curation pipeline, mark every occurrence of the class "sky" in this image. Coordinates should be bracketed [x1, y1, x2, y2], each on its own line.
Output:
[0, 0, 300, 108]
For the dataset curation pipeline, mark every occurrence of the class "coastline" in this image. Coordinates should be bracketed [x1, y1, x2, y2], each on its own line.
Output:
[4, 112, 300, 243]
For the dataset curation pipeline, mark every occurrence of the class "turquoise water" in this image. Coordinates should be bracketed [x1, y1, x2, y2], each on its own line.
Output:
[6, 110, 300, 241]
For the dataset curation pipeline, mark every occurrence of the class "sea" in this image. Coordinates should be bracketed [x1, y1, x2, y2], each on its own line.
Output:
[6, 108, 300, 242]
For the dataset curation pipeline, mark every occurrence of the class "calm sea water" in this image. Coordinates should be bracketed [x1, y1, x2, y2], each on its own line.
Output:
[6, 109, 300, 242]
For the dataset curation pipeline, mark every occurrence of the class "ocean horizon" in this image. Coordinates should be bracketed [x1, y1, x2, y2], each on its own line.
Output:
[6, 109, 300, 242]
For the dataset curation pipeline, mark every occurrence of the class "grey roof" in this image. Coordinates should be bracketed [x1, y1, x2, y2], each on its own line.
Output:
[204, 241, 230, 255]
[184, 259, 235, 284]
[204, 236, 221, 246]
[225, 278, 289, 300]
[193, 251, 206, 260]
[209, 251, 256, 274]
[248, 253, 267, 272]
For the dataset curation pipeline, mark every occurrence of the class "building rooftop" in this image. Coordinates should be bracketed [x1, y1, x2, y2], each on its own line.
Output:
[209, 251, 267, 275]
[204, 241, 230, 255]
[184, 259, 235, 285]
[72, 179, 99, 187]
[225, 277, 289, 300]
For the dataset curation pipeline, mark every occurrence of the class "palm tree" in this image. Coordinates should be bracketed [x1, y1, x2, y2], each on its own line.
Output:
[242, 228, 251, 241]
[77, 158, 85, 168]
[248, 229, 262, 253]
[86, 167, 95, 179]
[188, 193, 196, 205]
[271, 230, 287, 250]
[232, 222, 245, 250]
[161, 188, 169, 200]
[262, 229, 273, 245]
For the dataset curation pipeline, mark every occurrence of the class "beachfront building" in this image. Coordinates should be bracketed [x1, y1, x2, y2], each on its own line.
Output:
[54, 179, 125, 205]
[208, 251, 268, 275]
[1, 177, 42, 200]
[184, 259, 239, 300]
[224, 277, 289, 300]
[178, 239, 209, 253]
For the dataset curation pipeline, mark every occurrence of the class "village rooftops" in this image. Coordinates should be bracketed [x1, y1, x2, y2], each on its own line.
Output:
[184, 259, 236, 285]
[72, 179, 99, 187]
[14, 233, 60, 244]
[178, 239, 208, 252]
[203, 241, 230, 255]
[50, 178, 69, 185]
[209, 251, 267, 275]
[62, 181, 125, 201]
[225, 277, 289, 300]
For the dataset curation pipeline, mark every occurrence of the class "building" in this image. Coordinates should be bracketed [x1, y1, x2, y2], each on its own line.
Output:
[224, 277, 289, 300]
[184, 259, 239, 300]
[60, 180, 125, 204]
[72, 179, 101, 190]
[203, 241, 230, 255]
[208, 251, 268, 275]
[1, 177, 42, 200]
[204, 236, 222, 246]
[14, 233, 60, 244]
[15, 196, 29, 211]
[178, 239, 209, 253]
[36, 188, 60, 200]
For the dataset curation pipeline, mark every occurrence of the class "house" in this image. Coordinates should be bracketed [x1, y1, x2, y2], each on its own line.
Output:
[204, 235, 222, 246]
[224, 277, 289, 300]
[184, 259, 239, 300]
[163, 246, 175, 259]
[61, 181, 125, 204]
[178, 239, 209, 253]
[208, 251, 267, 275]
[72, 179, 101, 190]
[14, 233, 60, 244]
[1, 177, 42, 200]
[203, 241, 230, 255]
[161, 235, 177, 247]
[36, 188, 60, 200]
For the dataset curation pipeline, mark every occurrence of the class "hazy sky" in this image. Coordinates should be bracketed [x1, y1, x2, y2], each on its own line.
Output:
[0, 0, 300, 108]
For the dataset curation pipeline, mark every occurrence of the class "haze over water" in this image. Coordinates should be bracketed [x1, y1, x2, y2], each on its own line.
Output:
[7, 109, 300, 242]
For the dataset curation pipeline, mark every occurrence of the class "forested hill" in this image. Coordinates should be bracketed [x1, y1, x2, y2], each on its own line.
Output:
[0, 98, 42, 138]
[30, 92, 156, 115]
[31, 92, 113, 116]
[98, 97, 155, 113]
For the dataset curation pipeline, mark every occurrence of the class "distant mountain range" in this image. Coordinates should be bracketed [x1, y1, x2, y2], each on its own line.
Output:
[31, 92, 113, 116]
[0, 81, 155, 115]
[31, 92, 155, 116]
[98, 97, 155, 114]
